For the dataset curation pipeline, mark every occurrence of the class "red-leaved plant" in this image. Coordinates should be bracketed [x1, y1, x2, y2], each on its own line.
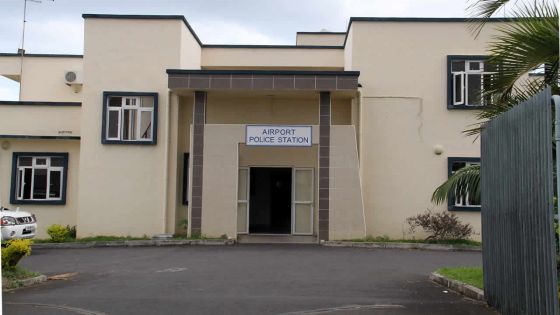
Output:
[406, 210, 473, 240]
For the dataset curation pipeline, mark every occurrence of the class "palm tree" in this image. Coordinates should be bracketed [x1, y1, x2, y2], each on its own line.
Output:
[432, 0, 558, 204]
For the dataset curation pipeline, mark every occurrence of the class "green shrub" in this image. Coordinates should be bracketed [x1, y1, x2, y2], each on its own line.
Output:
[47, 224, 70, 242]
[1, 239, 32, 270]
[66, 225, 77, 239]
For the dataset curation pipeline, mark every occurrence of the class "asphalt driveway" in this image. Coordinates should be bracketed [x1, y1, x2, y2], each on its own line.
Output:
[3, 245, 496, 315]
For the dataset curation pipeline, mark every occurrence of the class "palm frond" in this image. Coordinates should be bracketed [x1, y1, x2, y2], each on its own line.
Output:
[468, 0, 513, 19]
[467, 0, 514, 36]
[432, 164, 481, 205]
[462, 1, 559, 136]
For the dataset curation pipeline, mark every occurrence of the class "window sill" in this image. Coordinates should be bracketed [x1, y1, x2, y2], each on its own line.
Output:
[448, 205, 481, 212]
[102, 139, 157, 145]
[10, 199, 66, 205]
[447, 104, 486, 110]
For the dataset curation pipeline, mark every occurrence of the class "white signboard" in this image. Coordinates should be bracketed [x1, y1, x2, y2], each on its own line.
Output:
[246, 125, 312, 147]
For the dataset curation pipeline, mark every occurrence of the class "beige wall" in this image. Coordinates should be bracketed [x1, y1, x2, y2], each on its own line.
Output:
[77, 18, 201, 237]
[206, 93, 351, 125]
[296, 33, 345, 46]
[180, 26, 202, 69]
[0, 105, 80, 137]
[0, 139, 79, 238]
[200, 124, 242, 238]
[348, 21, 498, 240]
[201, 47, 344, 70]
[0, 56, 83, 102]
[0, 56, 21, 79]
[330, 125, 365, 240]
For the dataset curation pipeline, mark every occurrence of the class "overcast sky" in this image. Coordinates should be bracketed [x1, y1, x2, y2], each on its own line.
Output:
[0, 0, 473, 100]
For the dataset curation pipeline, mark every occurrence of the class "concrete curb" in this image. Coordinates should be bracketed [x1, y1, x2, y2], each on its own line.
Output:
[2, 274, 47, 290]
[32, 239, 235, 249]
[430, 272, 485, 301]
[322, 241, 481, 252]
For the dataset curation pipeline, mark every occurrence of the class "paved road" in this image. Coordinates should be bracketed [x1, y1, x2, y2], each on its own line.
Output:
[3, 245, 496, 315]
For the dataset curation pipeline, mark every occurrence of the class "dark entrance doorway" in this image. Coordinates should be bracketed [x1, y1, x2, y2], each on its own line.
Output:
[249, 167, 292, 234]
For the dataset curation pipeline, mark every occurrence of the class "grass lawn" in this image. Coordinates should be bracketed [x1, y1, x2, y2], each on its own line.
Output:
[32, 234, 227, 243]
[32, 235, 150, 243]
[3, 267, 40, 280]
[344, 236, 481, 246]
[2, 266, 41, 289]
[437, 266, 483, 289]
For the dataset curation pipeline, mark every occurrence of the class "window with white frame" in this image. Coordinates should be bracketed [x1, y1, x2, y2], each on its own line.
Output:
[448, 56, 494, 108]
[12, 154, 68, 204]
[448, 157, 480, 210]
[103, 93, 158, 144]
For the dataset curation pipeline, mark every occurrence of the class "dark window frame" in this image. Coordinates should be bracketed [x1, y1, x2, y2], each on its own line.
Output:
[101, 91, 159, 145]
[182, 153, 190, 205]
[447, 157, 481, 211]
[10, 152, 69, 205]
[447, 55, 489, 110]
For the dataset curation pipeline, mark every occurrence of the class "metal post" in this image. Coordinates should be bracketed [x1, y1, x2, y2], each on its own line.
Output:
[553, 94, 560, 254]
[18, 0, 28, 101]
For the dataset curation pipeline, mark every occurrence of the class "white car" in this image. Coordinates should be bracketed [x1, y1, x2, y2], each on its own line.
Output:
[1, 206, 37, 240]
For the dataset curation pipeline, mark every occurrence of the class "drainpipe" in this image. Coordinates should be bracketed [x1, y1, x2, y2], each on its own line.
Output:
[552, 95, 560, 254]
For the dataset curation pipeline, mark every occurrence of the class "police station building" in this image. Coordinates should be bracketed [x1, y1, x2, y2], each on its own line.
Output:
[0, 14, 502, 241]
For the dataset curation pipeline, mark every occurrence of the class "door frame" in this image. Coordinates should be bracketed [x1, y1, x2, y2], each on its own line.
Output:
[237, 167, 250, 234]
[237, 166, 315, 236]
[291, 167, 315, 236]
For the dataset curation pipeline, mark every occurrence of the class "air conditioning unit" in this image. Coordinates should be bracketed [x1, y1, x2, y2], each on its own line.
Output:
[64, 71, 83, 85]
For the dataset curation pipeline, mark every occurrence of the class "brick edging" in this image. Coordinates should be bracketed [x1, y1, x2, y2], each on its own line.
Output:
[322, 241, 481, 252]
[430, 272, 485, 301]
[32, 239, 235, 249]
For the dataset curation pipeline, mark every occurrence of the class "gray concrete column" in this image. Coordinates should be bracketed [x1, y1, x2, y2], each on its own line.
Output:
[191, 91, 206, 236]
[318, 91, 331, 241]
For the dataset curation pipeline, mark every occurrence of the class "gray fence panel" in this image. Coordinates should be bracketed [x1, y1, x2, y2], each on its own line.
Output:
[481, 87, 559, 315]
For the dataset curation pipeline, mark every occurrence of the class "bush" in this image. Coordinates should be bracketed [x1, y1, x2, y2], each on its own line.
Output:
[1, 239, 32, 270]
[47, 224, 70, 242]
[406, 210, 473, 240]
[66, 225, 77, 239]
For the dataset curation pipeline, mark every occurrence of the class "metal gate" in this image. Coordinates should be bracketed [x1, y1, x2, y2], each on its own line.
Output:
[481, 87, 559, 315]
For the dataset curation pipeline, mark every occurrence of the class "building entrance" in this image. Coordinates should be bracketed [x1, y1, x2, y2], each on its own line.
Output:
[249, 167, 292, 234]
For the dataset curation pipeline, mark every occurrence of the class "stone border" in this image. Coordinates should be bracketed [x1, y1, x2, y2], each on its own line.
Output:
[32, 239, 235, 249]
[430, 272, 485, 301]
[322, 241, 481, 252]
[2, 274, 47, 291]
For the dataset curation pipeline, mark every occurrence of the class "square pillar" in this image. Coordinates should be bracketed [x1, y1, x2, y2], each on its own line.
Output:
[318, 91, 331, 241]
[191, 91, 206, 236]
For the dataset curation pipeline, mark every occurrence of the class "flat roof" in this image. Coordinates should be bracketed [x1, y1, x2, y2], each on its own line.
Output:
[167, 69, 360, 91]
[166, 69, 360, 76]
[0, 101, 82, 106]
[0, 53, 83, 58]
[296, 32, 347, 35]
[82, 14, 514, 50]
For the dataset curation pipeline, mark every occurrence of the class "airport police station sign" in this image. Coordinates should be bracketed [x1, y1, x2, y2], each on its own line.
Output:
[246, 125, 312, 147]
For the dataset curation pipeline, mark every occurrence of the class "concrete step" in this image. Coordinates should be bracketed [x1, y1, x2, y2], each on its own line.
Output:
[237, 234, 317, 244]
